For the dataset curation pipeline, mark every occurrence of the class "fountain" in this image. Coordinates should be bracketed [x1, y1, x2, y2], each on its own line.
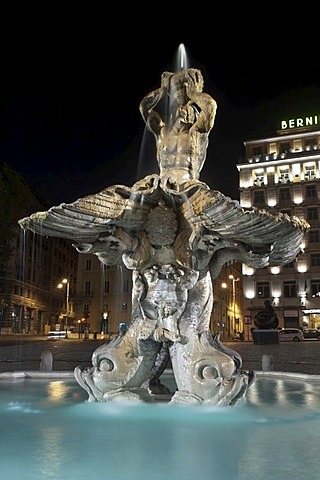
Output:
[19, 48, 309, 406]
[2, 45, 318, 480]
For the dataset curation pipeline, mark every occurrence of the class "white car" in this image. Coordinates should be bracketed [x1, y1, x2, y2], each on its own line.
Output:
[278, 328, 304, 342]
[47, 330, 67, 340]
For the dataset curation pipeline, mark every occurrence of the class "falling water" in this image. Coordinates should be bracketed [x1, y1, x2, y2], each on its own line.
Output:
[19, 228, 27, 289]
[18, 229, 45, 334]
[136, 44, 190, 183]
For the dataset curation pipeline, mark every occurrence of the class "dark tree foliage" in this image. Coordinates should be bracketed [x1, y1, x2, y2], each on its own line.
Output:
[0, 162, 48, 272]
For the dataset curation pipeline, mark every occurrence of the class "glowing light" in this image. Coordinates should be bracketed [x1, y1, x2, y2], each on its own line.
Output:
[240, 181, 252, 189]
[300, 293, 307, 306]
[270, 266, 280, 274]
[57, 279, 70, 331]
[271, 289, 281, 298]
[242, 264, 254, 275]
[245, 289, 255, 299]
[47, 381, 70, 401]
[292, 163, 301, 175]
[240, 199, 252, 207]
[297, 264, 307, 273]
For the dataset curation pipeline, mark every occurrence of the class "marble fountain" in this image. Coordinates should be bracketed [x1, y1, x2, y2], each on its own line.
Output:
[2, 45, 318, 479]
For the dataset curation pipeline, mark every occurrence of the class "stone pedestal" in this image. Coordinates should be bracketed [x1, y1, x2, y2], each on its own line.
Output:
[252, 329, 279, 345]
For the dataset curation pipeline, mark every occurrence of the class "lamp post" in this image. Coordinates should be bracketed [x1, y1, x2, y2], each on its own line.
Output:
[57, 278, 70, 335]
[229, 275, 240, 335]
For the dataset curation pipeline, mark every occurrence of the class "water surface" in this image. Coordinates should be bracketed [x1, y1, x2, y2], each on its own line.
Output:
[0, 375, 320, 480]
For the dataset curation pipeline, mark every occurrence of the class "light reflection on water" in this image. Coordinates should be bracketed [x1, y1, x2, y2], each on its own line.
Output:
[0, 376, 320, 480]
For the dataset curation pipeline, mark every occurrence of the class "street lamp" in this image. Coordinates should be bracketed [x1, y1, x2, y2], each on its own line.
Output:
[57, 278, 70, 334]
[229, 275, 240, 334]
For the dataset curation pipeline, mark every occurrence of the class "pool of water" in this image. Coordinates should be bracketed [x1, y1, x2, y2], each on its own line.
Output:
[1, 373, 320, 480]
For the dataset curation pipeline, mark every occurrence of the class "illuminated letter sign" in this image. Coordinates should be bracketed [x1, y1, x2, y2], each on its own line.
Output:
[281, 115, 319, 130]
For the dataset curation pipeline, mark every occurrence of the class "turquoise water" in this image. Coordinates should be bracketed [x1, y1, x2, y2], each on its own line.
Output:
[1, 375, 320, 480]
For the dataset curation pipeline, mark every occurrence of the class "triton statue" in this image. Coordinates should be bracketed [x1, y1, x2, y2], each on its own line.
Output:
[19, 65, 309, 406]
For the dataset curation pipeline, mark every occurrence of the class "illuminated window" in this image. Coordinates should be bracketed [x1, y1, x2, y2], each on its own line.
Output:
[305, 167, 316, 180]
[256, 282, 270, 298]
[254, 175, 264, 186]
[279, 172, 290, 183]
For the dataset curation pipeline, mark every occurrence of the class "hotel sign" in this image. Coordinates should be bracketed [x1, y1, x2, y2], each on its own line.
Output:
[281, 115, 319, 130]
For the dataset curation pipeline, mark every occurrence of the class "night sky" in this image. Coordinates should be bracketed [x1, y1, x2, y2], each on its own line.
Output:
[1, 10, 320, 206]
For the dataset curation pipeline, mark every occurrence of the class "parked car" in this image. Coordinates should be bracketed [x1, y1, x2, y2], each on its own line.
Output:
[302, 329, 320, 340]
[278, 328, 304, 342]
[47, 330, 67, 340]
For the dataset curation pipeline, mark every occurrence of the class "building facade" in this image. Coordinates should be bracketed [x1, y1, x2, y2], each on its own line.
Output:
[73, 252, 244, 340]
[237, 115, 320, 330]
[0, 163, 78, 335]
[73, 254, 133, 336]
[0, 164, 245, 338]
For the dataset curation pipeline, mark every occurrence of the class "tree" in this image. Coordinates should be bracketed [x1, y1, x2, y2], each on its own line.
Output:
[0, 162, 48, 273]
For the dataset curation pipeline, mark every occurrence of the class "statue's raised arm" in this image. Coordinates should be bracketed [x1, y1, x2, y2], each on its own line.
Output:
[185, 70, 217, 174]
[139, 71, 172, 136]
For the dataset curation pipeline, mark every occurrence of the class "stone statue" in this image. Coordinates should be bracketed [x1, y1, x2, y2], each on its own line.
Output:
[254, 299, 279, 329]
[139, 68, 217, 191]
[19, 65, 309, 406]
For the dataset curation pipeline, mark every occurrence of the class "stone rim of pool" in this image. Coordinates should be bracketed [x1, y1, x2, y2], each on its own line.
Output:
[1, 368, 320, 383]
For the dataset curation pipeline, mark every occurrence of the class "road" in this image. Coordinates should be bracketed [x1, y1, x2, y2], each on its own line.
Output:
[1, 335, 320, 375]
[0, 336, 104, 373]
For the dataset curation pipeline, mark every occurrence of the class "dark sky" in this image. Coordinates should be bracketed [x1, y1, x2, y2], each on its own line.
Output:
[1, 11, 320, 206]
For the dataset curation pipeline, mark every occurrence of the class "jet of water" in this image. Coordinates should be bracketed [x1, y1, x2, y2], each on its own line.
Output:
[175, 43, 189, 71]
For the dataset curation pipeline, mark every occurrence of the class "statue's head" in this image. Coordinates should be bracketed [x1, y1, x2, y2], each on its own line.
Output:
[162, 68, 204, 106]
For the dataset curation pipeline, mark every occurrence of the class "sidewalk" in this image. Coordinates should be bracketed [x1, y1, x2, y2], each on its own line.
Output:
[1, 335, 320, 375]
